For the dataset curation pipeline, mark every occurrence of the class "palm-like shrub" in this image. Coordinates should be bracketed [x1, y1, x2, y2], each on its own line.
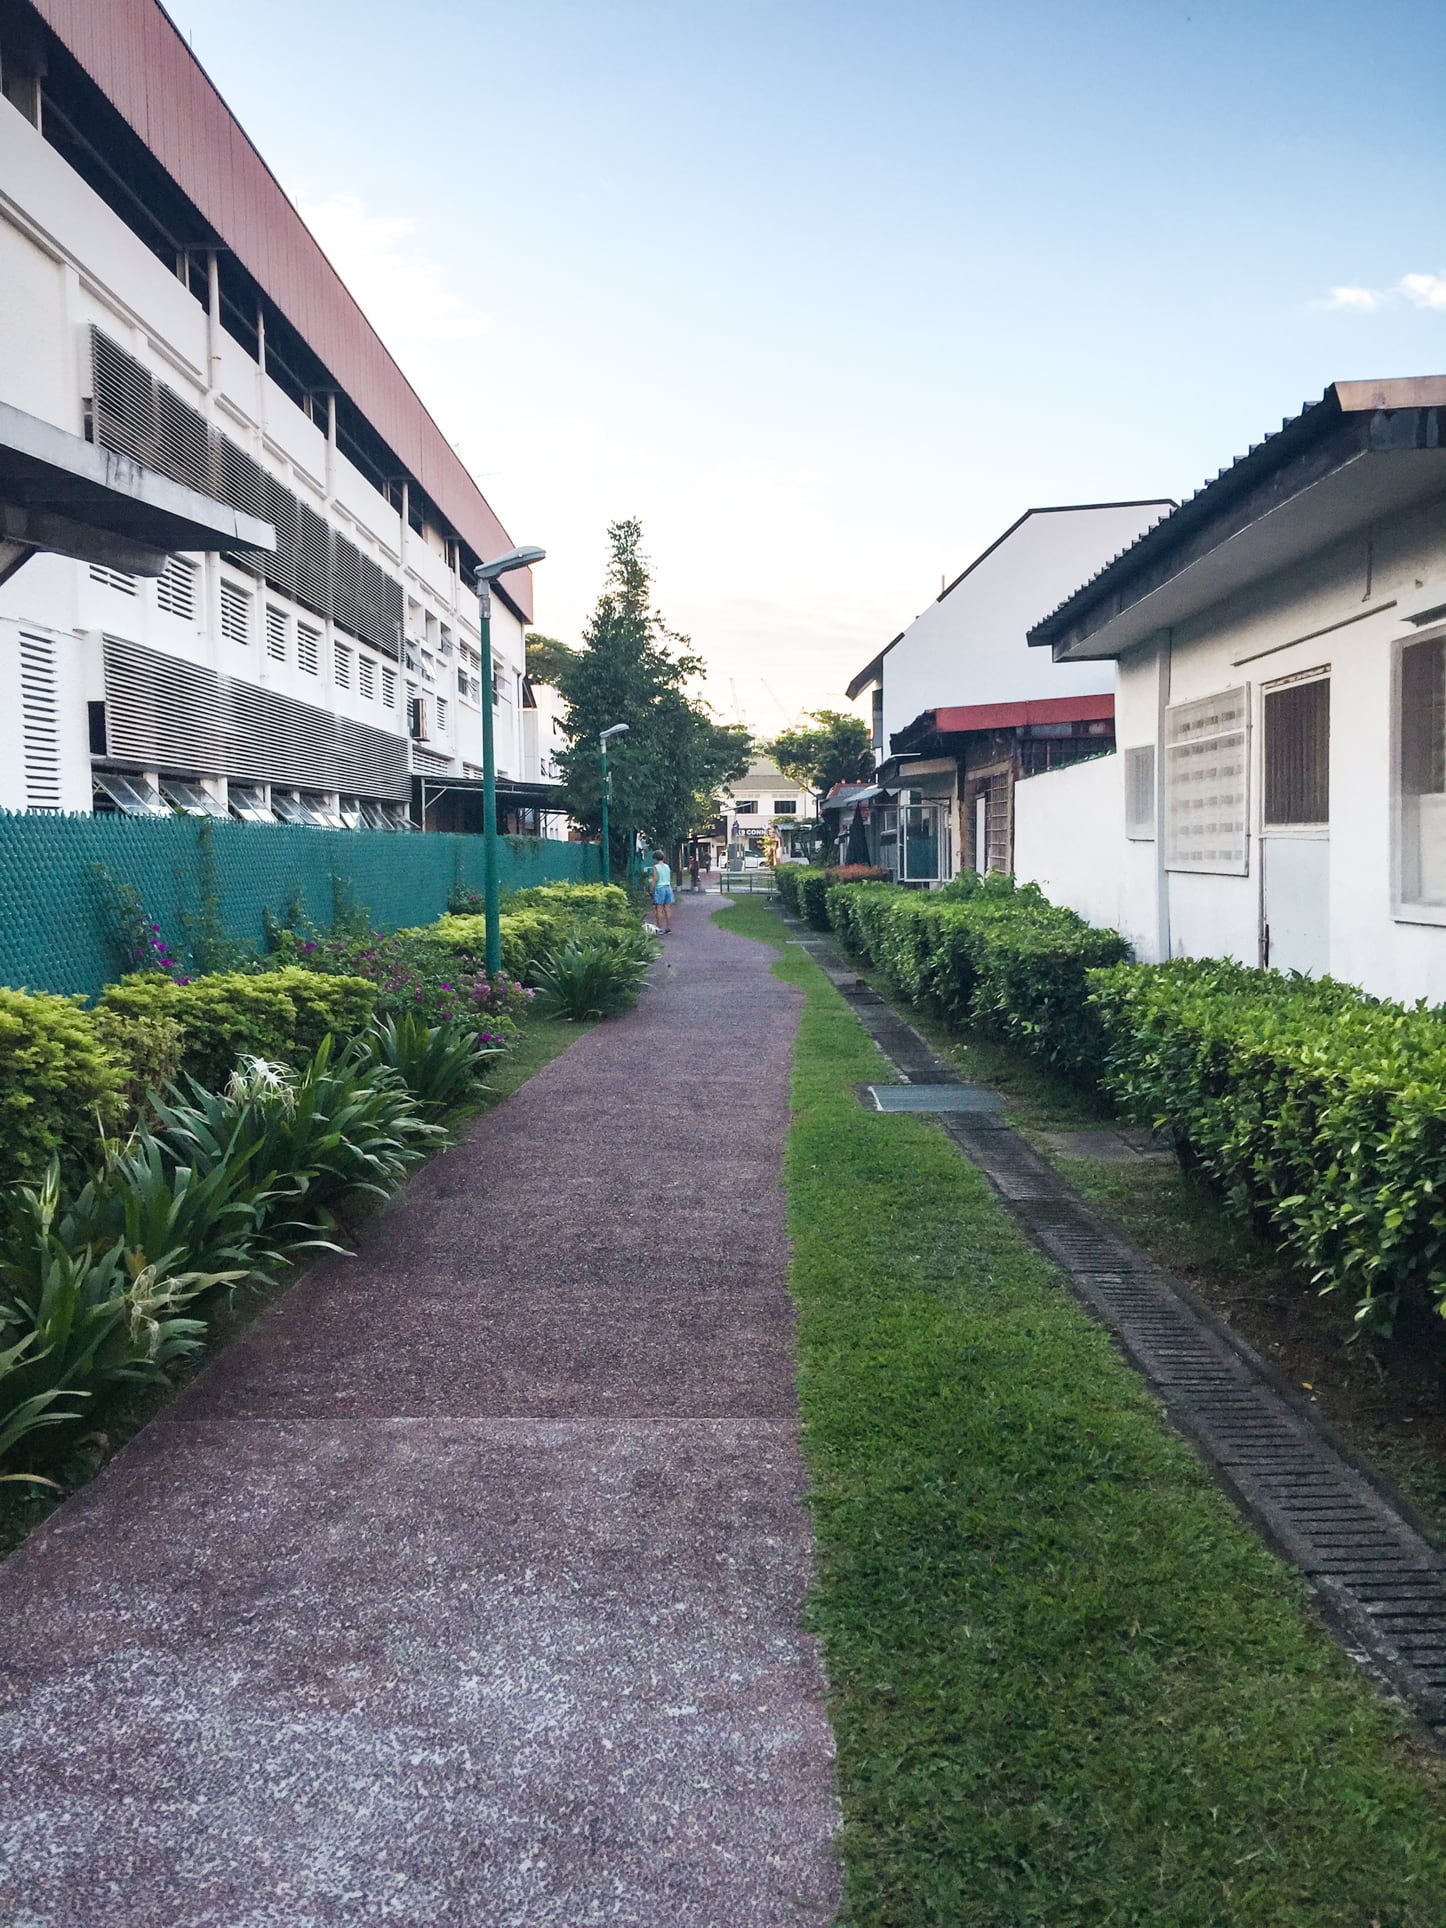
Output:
[530, 930, 655, 1022]
[363, 1012, 498, 1131]
[0, 1164, 225, 1463]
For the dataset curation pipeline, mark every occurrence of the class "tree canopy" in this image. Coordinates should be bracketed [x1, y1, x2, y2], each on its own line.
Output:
[546, 520, 750, 869]
[769, 709, 874, 805]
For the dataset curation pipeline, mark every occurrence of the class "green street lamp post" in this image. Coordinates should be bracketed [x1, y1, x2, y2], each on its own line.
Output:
[598, 722, 629, 884]
[474, 545, 546, 976]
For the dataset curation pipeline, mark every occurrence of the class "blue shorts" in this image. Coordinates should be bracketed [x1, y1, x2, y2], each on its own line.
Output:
[653, 885, 675, 906]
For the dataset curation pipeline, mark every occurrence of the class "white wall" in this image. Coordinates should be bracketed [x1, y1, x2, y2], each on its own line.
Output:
[1069, 494, 1446, 1001]
[880, 503, 1170, 748]
[1013, 754, 1129, 938]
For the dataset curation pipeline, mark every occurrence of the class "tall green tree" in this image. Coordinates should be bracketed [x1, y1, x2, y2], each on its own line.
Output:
[769, 709, 874, 806]
[549, 520, 750, 872]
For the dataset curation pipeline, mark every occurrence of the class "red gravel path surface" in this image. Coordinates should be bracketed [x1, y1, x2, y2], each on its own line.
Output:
[0, 899, 840, 1927]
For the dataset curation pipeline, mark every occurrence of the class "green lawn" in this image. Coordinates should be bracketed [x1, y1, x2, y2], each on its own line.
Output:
[719, 896, 1446, 1928]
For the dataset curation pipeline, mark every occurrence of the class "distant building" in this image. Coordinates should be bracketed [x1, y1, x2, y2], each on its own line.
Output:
[0, 0, 552, 832]
[1019, 377, 1446, 999]
[716, 756, 817, 866]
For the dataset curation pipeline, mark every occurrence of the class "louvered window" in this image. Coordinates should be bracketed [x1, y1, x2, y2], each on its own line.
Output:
[297, 623, 320, 675]
[1400, 634, 1446, 908]
[381, 666, 397, 709]
[436, 697, 449, 733]
[155, 556, 196, 620]
[220, 580, 251, 646]
[90, 564, 137, 596]
[1164, 687, 1248, 874]
[1124, 745, 1156, 840]
[19, 634, 62, 812]
[334, 642, 352, 690]
[1263, 673, 1329, 827]
[359, 657, 375, 701]
[91, 327, 405, 660]
[266, 606, 289, 663]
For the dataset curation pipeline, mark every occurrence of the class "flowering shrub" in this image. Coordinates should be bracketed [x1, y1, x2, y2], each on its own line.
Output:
[270, 926, 530, 1039]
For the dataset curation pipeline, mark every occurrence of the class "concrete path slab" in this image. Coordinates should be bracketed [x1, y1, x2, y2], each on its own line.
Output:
[0, 901, 840, 1927]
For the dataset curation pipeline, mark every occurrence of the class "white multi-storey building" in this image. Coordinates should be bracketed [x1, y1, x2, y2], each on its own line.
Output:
[0, 0, 539, 830]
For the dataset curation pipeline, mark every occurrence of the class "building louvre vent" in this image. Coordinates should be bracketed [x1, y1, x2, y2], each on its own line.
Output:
[266, 605, 288, 662]
[297, 622, 320, 675]
[91, 327, 402, 661]
[1124, 744, 1156, 840]
[19, 633, 62, 811]
[100, 636, 408, 798]
[1164, 686, 1248, 875]
[90, 563, 138, 596]
[104, 635, 224, 772]
[223, 681, 409, 797]
[155, 556, 196, 620]
[220, 579, 251, 646]
[412, 746, 452, 774]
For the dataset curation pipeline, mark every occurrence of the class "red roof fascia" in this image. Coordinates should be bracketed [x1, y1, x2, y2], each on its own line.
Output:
[31, 0, 531, 620]
[932, 694, 1115, 734]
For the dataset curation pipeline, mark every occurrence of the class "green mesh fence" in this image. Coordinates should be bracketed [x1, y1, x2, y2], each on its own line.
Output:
[0, 813, 602, 997]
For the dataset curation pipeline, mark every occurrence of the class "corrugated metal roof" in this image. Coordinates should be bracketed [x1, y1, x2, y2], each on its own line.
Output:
[1027, 377, 1446, 652]
[29, 0, 531, 618]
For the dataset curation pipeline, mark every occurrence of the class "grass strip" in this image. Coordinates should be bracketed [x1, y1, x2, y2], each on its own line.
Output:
[719, 896, 1446, 1928]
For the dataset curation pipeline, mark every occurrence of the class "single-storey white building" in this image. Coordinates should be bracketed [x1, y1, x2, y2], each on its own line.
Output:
[1019, 377, 1446, 1001]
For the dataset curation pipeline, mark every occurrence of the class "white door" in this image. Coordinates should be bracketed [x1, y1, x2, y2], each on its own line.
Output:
[1261, 673, 1330, 975]
[1264, 838, 1329, 974]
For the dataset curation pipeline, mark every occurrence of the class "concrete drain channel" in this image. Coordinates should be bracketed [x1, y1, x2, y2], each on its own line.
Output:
[800, 935, 1446, 1742]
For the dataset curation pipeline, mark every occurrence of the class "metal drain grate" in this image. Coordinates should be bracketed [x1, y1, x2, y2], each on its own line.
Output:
[798, 918, 1446, 1743]
[866, 1084, 1003, 1114]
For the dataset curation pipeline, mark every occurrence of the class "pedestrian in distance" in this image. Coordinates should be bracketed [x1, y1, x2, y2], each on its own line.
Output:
[689, 853, 701, 894]
[648, 851, 676, 934]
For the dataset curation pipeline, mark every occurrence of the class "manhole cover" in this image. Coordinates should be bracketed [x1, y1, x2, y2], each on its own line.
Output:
[865, 1083, 1003, 1113]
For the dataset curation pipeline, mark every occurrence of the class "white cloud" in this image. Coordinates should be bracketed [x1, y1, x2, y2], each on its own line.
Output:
[1326, 284, 1388, 311]
[1321, 270, 1446, 314]
[298, 194, 491, 347]
[1400, 272, 1446, 311]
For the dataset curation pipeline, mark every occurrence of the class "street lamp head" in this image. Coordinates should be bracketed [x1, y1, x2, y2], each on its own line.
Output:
[600, 723, 630, 744]
[475, 545, 546, 587]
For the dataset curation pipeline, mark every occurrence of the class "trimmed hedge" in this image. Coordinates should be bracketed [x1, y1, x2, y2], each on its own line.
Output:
[791, 865, 890, 929]
[1089, 959, 1446, 1330]
[827, 874, 1129, 1078]
[414, 882, 637, 978]
[97, 967, 377, 1091]
[0, 989, 124, 1193]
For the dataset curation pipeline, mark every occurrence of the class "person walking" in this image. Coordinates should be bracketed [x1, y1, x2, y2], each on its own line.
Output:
[648, 851, 676, 934]
[689, 853, 701, 894]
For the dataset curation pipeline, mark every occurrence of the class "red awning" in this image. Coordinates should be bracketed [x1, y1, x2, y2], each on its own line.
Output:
[931, 693, 1114, 734]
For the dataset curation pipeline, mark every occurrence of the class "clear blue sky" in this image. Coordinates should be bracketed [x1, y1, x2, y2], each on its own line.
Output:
[166, 0, 1445, 729]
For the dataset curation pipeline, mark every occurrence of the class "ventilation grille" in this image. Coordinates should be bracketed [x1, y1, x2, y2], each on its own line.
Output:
[1124, 744, 1156, 840]
[89, 563, 137, 596]
[104, 635, 224, 772]
[19, 634, 62, 811]
[412, 746, 452, 774]
[219, 578, 250, 646]
[265, 605, 288, 663]
[91, 327, 403, 658]
[155, 556, 196, 621]
[102, 637, 409, 798]
[1164, 686, 1248, 874]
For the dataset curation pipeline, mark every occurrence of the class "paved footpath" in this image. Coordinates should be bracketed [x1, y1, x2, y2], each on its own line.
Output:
[0, 900, 840, 1927]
